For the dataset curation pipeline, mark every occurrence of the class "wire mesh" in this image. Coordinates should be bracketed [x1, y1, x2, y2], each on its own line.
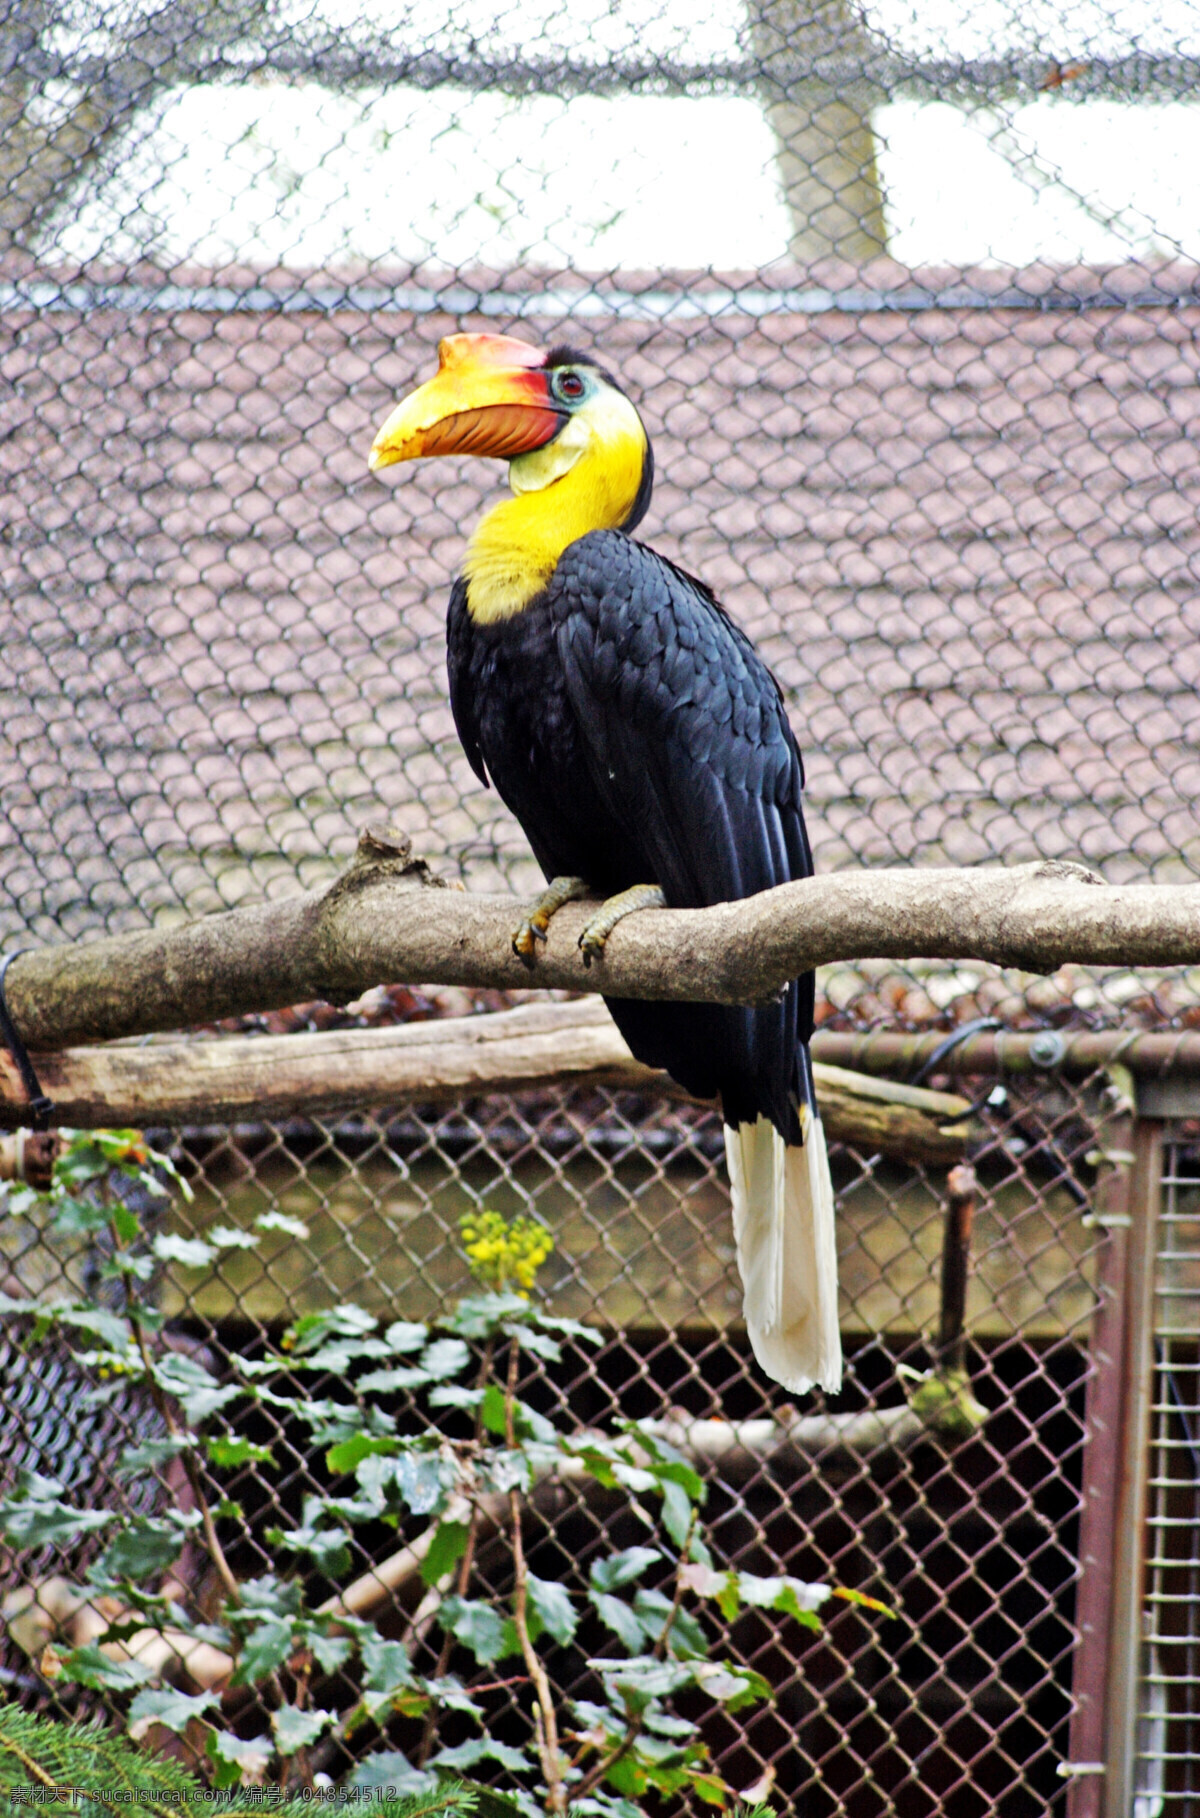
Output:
[1, 1075, 1119, 1812]
[2, 1, 1198, 1809]
[1140, 1129, 1200, 1811]
[3, 0, 1200, 980]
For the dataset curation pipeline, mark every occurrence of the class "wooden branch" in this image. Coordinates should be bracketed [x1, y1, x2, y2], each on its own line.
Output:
[5, 829, 1199, 1060]
[0, 1130, 58, 1188]
[0, 996, 974, 1160]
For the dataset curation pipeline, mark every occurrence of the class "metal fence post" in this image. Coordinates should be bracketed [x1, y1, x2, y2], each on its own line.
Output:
[1066, 1112, 1134, 1818]
[1102, 1116, 1164, 1818]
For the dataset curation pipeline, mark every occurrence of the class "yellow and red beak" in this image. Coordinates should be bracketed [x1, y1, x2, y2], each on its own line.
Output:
[368, 333, 564, 472]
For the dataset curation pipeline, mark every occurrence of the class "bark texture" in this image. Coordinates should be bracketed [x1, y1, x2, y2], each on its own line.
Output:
[4, 838, 1199, 1061]
[0, 996, 976, 1158]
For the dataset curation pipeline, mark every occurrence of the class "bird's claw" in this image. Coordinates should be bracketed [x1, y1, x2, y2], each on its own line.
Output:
[511, 876, 591, 965]
[575, 883, 666, 967]
[577, 927, 605, 968]
[511, 914, 551, 961]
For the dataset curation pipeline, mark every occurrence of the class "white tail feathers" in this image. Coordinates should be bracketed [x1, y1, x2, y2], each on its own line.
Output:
[724, 1110, 841, 1395]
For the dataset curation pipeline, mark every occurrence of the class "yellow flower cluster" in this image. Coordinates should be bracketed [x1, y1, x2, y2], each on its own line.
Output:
[460, 1209, 554, 1295]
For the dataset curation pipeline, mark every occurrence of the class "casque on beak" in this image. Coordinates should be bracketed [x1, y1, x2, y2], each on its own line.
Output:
[368, 333, 565, 471]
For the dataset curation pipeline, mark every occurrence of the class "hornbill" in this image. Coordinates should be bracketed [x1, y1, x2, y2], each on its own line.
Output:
[368, 333, 840, 1394]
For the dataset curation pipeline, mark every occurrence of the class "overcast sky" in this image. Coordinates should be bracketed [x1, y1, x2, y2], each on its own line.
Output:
[57, 0, 1200, 274]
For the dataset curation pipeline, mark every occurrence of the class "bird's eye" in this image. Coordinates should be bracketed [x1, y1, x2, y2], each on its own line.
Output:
[554, 370, 586, 402]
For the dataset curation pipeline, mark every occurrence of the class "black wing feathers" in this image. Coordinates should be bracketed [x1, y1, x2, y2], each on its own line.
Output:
[548, 529, 813, 1139]
[446, 577, 488, 786]
[550, 531, 807, 910]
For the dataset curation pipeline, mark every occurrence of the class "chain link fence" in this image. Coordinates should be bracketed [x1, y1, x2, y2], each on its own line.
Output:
[1, 1071, 1120, 1813]
[3, 0, 1200, 1810]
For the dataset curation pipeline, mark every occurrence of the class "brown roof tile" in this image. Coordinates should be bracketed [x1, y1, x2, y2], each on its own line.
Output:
[3, 272, 1200, 972]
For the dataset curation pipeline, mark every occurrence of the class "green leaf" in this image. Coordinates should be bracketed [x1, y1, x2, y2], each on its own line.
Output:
[417, 1337, 472, 1379]
[255, 1211, 311, 1238]
[421, 1518, 471, 1587]
[830, 1584, 898, 1620]
[453, 1786, 528, 1818]
[684, 1564, 831, 1626]
[208, 1224, 259, 1250]
[272, 1704, 334, 1753]
[55, 1140, 112, 1187]
[349, 1753, 435, 1795]
[153, 1234, 216, 1268]
[621, 1426, 704, 1501]
[207, 1730, 273, 1787]
[152, 1352, 240, 1423]
[441, 1290, 530, 1339]
[533, 1313, 602, 1343]
[590, 1594, 650, 1654]
[430, 1739, 530, 1773]
[428, 1385, 485, 1411]
[100, 1251, 156, 1282]
[357, 1364, 436, 1394]
[526, 1573, 577, 1645]
[362, 1636, 418, 1696]
[242, 1573, 303, 1614]
[504, 1325, 561, 1361]
[231, 1616, 294, 1686]
[267, 1510, 351, 1578]
[284, 1304, 378, 1356]
[49, 1195, 111, 1236]
[326, 1432, 398, 1474]
[478, 1383, 508, 1437]
[478, 1384, 556, 1444]
[738, 1570, 826, 1613]
[60, 1644, 154, 1690]
[689, 1659, 773, 1711]
[590, 1547, 662, 1594]
[205, 1434, 274, 1469]
[116, 1435, 193, 1475]
[95, 1518, 184, 1583]
[479, 1449, 530, 1496]
[110, 1203, 141, 1245]
[603, 1753, 646, 1798]
[660, 1480, 693, 1547]
[90, 1129, 150, 1163]
[306, 1628, 354, 1675]
[56, 1306, 132, 1350]
[590, 1654, 693, 1704]
[382, 1319, 430, 1353]
[0, 1475, 117, 1547]
[610, 1462, 657, 1494]
[382, 1450, 458, 1517]
[633, 1590, 707, 1659]
[438, 1597, 520, 1665]
[127, 1686, 221, 1739]
[422, 1675, 485, 1721]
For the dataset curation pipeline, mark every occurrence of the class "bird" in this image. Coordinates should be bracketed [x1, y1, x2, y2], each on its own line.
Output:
[368, 332, 840, 1395]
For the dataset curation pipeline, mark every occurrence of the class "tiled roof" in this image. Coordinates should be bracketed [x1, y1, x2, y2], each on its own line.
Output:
[3, 263, 1199, 969]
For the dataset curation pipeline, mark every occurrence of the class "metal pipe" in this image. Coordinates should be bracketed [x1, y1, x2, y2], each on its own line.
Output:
[938, 1163, 976, 1375]
[1065, 1116, 1134, 1818]
[1102, 1118, 1164, 1818]
[811, 1028, 1200, 1080]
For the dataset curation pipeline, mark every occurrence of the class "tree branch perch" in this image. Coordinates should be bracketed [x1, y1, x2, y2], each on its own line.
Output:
[4, 832, 1199, 1061]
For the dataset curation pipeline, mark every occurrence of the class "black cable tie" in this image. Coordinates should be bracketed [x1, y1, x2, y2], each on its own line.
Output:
[909, 1016, 1004, 1088]
[0, 951, 55, 1133]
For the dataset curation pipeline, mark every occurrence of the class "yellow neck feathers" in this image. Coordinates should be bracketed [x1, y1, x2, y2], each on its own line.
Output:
[463, 386, 647, 623]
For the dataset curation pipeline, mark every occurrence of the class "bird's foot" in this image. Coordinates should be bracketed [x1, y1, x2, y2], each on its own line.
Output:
[512, 875, 592, 962]
[578, 884, 666, 967]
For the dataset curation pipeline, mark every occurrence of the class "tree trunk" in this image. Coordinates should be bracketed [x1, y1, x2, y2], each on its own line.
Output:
[749, 0, 887, 263]
[0, 0, 270, 254]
